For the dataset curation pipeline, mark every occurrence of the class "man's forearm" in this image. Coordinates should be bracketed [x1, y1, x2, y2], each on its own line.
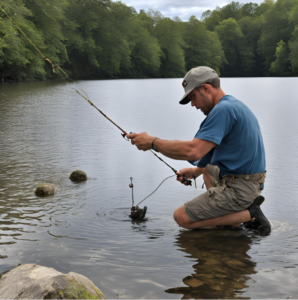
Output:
[126, 132, 216, 162]
[194, 167, 204, 178]
[153, 138, 198, 160]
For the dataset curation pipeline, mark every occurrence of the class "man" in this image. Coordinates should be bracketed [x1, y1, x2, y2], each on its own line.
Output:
[127, 66, 270, 232]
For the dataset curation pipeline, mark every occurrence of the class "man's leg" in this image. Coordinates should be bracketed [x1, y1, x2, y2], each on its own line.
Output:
[173, 205, 250, 229]
[200, 168, 242, 227]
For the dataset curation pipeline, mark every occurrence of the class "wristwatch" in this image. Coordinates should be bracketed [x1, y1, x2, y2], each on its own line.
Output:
[152, 137, 159, 152]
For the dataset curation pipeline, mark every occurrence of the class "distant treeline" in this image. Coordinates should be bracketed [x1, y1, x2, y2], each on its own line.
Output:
[0, 0, 298, 81]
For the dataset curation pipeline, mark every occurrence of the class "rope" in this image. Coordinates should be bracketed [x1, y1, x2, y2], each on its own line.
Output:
[136, 175, 175, 207]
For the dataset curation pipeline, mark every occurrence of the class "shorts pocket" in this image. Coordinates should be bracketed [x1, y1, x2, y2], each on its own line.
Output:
[208, 185, 242, 211]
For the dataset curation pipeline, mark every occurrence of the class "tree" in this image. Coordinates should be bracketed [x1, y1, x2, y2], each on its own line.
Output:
[24, 0, 69, 68]
[288, 1, 298, 74]
[0, 0, 46, 80]
[202, 7, 223, 31]
[153, 17, 186, 77]
[202, 2, 251, 30]
[219, 1, 243, 21]
[258, 0, 295, 75]
[215, 18, 244, 76]
[241, 2, 259, 17]
[238, 16, 263, 76]
[182, 16, 225, 74]
[270, 40, 291, 75]
[129, 14, 161, 77]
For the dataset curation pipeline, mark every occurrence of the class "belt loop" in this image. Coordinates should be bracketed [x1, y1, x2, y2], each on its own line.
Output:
[245, 175, 250, 180]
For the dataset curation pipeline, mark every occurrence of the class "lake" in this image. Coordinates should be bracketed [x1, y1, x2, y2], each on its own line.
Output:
[0, 77, 297, 299]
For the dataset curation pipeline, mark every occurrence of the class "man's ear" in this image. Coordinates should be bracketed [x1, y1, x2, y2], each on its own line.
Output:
[201, 84, 210, 93]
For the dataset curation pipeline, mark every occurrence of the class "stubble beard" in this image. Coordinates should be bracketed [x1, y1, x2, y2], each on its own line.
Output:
[201, 94, 213, 116]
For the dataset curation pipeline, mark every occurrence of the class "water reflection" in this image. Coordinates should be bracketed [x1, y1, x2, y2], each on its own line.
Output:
[166, 229, 256, 299]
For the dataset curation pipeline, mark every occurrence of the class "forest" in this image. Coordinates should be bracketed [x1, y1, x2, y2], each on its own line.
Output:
[0, 0, 298, 80]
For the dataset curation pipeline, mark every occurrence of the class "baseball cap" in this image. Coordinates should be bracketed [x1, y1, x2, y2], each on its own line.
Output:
[179, 66, 219, 105]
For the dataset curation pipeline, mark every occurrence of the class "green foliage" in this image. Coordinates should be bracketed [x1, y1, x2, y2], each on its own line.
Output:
[270, 40, 291, 75]
[215, 18, 244, 76]
[129, 16, 161, 77]
[257, 0, 296, 75]
[182, 16, 225, 73]
[238, 16, 263, 76]
[288, 1, 298, 74]
[153, 16, 186, 77]
[0, 0, 45, 80]
[1, 0, 298, 80]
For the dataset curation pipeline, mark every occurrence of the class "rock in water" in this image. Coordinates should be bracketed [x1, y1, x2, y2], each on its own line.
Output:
[35, 184, 54, 197]
[69, 170, 87, 182]
[0, 264, 106, 299]
[183, 276, 204, 287]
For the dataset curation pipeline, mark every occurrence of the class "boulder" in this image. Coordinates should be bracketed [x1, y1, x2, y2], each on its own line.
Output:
[35, 184, 54, 197]
[69, 170, 87, 182]
[0, 264, 105, 299]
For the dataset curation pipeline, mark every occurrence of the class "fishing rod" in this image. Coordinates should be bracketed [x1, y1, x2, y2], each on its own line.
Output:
[0, 4, 192, 194]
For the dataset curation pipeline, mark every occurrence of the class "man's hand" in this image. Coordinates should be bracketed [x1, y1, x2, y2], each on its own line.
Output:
[176, 168, 195, 185]
[127, 132, 154, 151]
[176, 167, 204, 185]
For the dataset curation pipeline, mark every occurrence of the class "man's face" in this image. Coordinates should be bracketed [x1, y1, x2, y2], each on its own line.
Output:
[188, 87, 213, 116]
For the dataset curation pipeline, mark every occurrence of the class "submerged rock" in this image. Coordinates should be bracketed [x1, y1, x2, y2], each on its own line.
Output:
[69, 170, 87, 182]
[183, 276, 204, 288]
[35, 184, 54, 197]
[0, 264, 106, 299]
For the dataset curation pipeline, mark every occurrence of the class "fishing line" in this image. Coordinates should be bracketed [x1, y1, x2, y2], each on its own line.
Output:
[128, 175, 175, 220]
[0, 4, 91, 104]
[0, 3, 193, 182]
[135, 175, 175, 207]
[1, 4, 194, 219]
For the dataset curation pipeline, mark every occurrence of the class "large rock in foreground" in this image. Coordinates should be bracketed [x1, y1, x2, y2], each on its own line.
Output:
[0, 264, 105, 299]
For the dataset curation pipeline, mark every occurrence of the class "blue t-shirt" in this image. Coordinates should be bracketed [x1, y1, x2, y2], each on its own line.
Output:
[190, 95, 266, 176]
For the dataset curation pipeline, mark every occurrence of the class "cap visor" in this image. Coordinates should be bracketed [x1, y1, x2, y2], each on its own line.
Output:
[179, 88, 193, 105]
[179, 97, 191, 105]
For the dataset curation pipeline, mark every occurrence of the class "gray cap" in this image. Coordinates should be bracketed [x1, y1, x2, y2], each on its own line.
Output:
[179, 66, 219, 105]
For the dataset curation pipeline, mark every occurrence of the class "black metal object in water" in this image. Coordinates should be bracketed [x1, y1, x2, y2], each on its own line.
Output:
[129, 206, 147, 220]
[128, 177, 147, 220]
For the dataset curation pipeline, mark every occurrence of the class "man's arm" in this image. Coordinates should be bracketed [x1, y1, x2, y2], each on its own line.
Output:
[127, 132, 216, 161]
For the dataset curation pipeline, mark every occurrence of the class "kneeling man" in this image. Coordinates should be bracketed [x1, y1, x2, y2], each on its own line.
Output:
[127, 66, 270, 232]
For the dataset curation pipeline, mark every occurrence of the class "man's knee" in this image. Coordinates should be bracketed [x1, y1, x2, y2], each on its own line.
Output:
[173, 205, 194, 229]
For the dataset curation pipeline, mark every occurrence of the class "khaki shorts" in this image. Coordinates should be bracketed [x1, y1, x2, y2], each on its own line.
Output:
[184, 164, 262, 222]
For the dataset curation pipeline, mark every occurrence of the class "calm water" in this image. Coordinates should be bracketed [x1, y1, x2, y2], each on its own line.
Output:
[0, 78, 297, 299]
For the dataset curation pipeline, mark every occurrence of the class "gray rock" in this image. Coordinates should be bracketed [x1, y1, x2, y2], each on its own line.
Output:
[0, 264, 106, 299]
[35, 184, 55, 197]
[69, 170, 87, 182]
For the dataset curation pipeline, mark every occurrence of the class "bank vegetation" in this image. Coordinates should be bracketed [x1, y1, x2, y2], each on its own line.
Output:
[0, 0, 298, 80]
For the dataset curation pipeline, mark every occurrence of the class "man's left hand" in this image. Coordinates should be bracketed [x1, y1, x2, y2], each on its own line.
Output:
[127, 132, 154, 151]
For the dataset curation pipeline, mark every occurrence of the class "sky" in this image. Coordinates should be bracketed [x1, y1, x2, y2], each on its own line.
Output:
[117, 0, 266, 21]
